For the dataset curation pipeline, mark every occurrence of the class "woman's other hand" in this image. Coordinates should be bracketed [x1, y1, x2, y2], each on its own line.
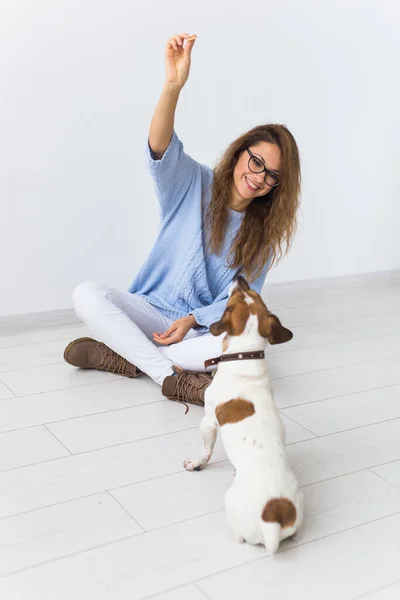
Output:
[153, 314, 198, 345]
[165, 33, 196, 90]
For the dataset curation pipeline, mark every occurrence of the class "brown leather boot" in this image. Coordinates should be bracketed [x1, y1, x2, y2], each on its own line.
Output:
[162, 365, 213, 411]
[63, 337, 143, 378]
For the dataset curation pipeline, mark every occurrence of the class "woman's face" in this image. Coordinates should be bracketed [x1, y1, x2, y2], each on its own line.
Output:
[232, 142, 281, 204]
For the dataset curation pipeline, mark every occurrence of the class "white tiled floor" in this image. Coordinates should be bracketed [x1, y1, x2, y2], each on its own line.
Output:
[1, 273, 400, 599]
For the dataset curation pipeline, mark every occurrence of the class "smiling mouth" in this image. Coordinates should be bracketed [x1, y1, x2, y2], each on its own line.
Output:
[244, 175, 261, 192]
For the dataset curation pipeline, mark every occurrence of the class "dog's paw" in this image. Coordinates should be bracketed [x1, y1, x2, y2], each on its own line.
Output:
[234, 534, 245, 544]
[184, 458, 204, 471]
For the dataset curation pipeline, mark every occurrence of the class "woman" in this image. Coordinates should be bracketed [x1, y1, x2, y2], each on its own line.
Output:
[64, 33, 301, 407]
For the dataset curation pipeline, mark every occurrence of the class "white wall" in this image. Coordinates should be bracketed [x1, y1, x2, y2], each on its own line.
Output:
[1, 0, 399, 317]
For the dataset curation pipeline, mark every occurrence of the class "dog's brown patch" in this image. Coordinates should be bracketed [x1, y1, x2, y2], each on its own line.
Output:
[262, 498, 297, 528]
[216, 398, 255, 426]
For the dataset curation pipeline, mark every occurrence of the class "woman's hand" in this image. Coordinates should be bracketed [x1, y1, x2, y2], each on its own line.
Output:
[153, 315, 198, 345]
[164, 33, 196, 90]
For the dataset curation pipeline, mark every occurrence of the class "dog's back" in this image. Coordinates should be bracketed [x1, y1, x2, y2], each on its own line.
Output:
[208, 371, 303, 553]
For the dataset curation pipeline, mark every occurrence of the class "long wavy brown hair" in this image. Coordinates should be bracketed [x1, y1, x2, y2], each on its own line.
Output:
[206, 124, 301, 282]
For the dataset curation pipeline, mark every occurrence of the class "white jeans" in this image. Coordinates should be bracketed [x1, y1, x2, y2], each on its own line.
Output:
[72, 281, 223, 386]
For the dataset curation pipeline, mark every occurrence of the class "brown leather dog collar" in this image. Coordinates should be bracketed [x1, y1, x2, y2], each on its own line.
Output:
[204, 351, 265, 370]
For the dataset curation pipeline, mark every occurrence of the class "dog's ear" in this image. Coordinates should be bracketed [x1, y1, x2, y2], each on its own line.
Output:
[209, 305, 235, 337]
[267, 314, 293, 345]
[236, 276, 250, 292]
[209, 318, 227, 337]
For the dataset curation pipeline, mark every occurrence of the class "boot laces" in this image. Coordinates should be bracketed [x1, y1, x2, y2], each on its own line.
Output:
[174, 371, 211, 414]
[101, 348, 131, 376]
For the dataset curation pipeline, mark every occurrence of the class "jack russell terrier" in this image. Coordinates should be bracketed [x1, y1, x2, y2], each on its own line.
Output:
[184, 275, 303, 554]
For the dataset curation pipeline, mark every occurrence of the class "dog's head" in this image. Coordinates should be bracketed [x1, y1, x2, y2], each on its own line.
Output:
[209, 275, 293, 345]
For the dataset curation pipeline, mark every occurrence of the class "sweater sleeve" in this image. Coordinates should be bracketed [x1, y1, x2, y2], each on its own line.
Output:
[146, 130, 200, 221]
[190, 260, 271, 330]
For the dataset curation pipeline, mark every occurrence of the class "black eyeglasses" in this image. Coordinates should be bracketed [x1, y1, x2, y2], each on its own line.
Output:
[246, 148, 280, 188]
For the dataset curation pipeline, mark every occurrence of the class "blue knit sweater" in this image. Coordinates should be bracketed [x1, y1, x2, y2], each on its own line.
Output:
[128, 131, 270, 331]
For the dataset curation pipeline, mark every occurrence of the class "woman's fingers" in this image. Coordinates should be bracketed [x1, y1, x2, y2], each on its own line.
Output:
[153, 321, 184, 345]
[153, 332, 181, 346]
[167, 35, 184, 51]
[153, 332, 165, 342]
[153, 324, 177, 339]
[152, 314, 193, 345]
[160, 326, 175, 338]
[167, 33, 194, 51]
[167, 37, 178, 51]
[174, 33, 190, 46]
[184, 37, 196, 58]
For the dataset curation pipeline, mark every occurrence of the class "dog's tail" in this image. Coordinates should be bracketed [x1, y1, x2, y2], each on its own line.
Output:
[261, 497, 297, 555]
[260, 521, 281, 555]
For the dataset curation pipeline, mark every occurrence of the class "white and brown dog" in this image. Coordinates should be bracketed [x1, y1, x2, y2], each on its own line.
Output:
[184, 275, 303, 554]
